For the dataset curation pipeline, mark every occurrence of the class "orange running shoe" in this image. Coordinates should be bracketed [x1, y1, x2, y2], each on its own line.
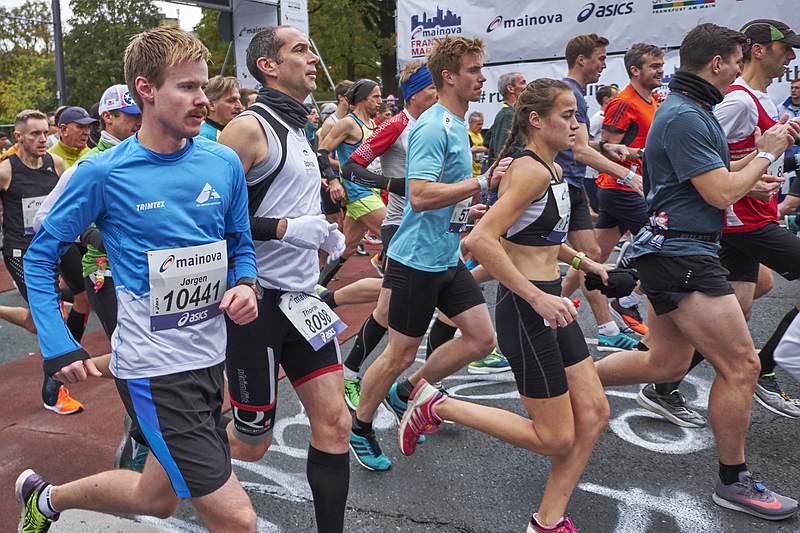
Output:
[609, 298, 649, 336]
[43, 385, 84, 415]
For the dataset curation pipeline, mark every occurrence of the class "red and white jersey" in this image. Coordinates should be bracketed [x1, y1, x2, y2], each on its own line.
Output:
[715, 77, 779, 233]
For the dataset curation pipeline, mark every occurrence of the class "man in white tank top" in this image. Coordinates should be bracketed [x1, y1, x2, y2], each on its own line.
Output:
[217, 25, 352, 533]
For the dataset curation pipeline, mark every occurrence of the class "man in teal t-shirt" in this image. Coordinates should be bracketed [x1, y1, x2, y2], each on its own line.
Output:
[350, 36, 510, 470]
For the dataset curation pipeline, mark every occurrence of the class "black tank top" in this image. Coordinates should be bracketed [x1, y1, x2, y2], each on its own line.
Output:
[1, 153, 59, 253]
[503, 150, 571, 246]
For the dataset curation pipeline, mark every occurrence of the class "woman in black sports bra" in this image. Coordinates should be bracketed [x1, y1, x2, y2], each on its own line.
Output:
[454, 79, 611, 532]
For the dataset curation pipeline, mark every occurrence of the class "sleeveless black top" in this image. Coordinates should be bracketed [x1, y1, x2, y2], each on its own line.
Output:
[503, 150, 571, 246]
[1, 153, 59, 253]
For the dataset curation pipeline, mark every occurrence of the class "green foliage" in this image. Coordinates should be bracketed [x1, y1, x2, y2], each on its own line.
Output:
[0, 0, 56, 123]
[194, 8, 231, 76]
[308, 0, 397, 99]
[63, 0, 161, 110]
[0, 0, 398, 122]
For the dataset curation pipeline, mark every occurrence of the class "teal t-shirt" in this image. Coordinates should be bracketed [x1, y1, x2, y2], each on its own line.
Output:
[198, 121, 220, 142]
[387, 103, 472, 272]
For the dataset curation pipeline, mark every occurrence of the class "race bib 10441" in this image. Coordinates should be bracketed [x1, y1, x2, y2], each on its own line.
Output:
[147, 240, 227, 332]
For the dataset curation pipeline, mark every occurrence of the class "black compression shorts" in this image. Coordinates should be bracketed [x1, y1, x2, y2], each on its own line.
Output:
[495, 279, 589, 398]
[225, 287, 342, 444]
[384, 258, 484, 337]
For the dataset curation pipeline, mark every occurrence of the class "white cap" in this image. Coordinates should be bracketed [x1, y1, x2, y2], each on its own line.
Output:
[98, 84, 140, 114]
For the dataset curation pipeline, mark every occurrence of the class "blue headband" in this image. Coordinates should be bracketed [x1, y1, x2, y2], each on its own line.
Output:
[401, 66, 433, 101]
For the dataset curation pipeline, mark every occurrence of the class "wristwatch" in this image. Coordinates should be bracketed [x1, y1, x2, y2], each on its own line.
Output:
[637, 148, 645, 159]
[236, 277, 263, 300]
[598, 140, 609, 153]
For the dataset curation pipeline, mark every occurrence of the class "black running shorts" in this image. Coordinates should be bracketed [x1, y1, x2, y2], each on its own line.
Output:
[568, 183, 595, 232]
[321, 183, 343, 215]
[495, 279, 590, 399]
[115, 362, 231, 499]
[380, 224, 399, 287]
[59, 244, 86, 295]
[84, 276, 117, 338]
[384, 258, 484, 337]
[225, 287, 342, 444]
[635, 254, 734, 315]
[3, 254, 29, 302]
[719, 222, 800, 283]
[595, 188, 649, 234]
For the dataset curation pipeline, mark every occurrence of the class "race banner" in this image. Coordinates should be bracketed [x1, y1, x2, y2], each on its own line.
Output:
[397, 0, 797, 65]
[234, 0, 279, 88]
[469, 52, 800, 128]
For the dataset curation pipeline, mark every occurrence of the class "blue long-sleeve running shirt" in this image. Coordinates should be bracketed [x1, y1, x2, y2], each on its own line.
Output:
[24, 135, 257, 379]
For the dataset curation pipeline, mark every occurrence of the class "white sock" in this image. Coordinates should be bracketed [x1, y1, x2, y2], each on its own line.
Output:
[343, 365, 358, 380]
[37, 484, 59, 518]
[618, 292, 642, 309]
[533, 512, 563, 530]
[598, 321, 620, 337]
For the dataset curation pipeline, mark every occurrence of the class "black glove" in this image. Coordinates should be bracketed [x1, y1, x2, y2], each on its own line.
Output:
[585, 268, 639, 298]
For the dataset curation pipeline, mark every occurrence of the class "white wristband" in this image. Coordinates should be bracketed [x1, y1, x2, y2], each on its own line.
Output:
[756, 151, 777, 165]
[476, 174, 489, 196]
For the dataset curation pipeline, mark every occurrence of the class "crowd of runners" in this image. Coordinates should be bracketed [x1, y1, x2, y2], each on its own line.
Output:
[3, 15, 800, 533]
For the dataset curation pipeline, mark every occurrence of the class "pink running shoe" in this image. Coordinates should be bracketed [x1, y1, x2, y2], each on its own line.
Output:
[397, 379, 447, 456]
[527, 515, 578, 532]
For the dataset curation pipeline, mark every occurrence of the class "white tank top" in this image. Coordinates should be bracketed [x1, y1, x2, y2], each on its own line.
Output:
[241, 103, 322, 293]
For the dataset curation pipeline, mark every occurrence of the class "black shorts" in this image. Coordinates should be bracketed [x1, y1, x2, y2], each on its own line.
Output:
[59, 244, 86, 295]
[321, 183, 343, 215]
[635, 254, 734, 316]
[595, 188, 649, 234]
[3, 254, 29, 302]
[225, 287, 342, 443]
[495, 280, 589, 399]
[115, 363, 230, 498]
[584, 178, 600, 213]
[719, 223, 800, 283]
[84, 275, 117, 338]
[385, 258, 484, 337]
[380, 224, 399, 286]
[789, 174, 800, 197]
[568, 183, 594, 232]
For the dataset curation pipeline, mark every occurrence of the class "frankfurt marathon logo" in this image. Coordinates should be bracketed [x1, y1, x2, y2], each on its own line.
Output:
[652, 0, 716, 14]
[577, 2, 634, 23]
[486, 12, 563, 33]
[410, 7, 462, 58]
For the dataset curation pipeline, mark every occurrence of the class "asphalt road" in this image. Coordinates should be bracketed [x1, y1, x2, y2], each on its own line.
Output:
[4, 275, 800, 532]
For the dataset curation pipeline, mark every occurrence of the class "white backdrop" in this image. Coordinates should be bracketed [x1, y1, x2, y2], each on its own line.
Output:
[397, 0, 799, 65]
[469, 53, 800, 128]
[233, 0, 309, 88]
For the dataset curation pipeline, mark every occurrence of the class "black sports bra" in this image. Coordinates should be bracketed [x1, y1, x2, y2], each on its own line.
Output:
[503, 150, 571, 246]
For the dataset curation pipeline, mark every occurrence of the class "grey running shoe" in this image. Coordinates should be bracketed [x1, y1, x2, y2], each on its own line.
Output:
[753, 373, 800, 419]
[636, 384, 707, 428]
[713, 471, 798, 520]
